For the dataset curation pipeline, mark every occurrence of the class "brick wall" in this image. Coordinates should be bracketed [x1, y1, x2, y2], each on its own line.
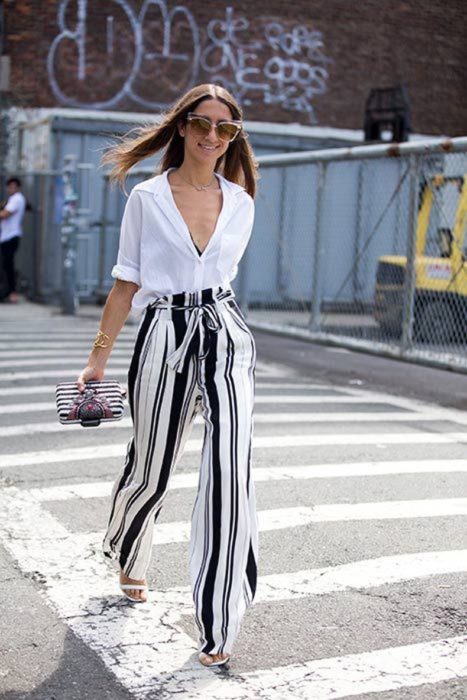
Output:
[3, 0, 466, 135]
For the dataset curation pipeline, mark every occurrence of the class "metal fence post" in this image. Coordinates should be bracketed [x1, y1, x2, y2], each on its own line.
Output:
[309, 161, 326, 331]
[60, 155, 79, 315]
[400, 153, 420, 350]
[95, 173, 109, 303]
[353, 161, 365, 302]
[277, 167, 287, 299]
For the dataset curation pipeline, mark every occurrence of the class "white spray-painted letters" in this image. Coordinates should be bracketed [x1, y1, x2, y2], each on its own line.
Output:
[47, 0, 331, 121]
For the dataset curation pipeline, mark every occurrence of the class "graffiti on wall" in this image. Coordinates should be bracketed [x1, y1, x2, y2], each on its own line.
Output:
[47, 0, 332, 121]
[201, 8, 330, 118]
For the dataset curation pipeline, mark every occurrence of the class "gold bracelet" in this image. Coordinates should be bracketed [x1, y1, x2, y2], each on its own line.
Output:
[93, 330, 113, 349]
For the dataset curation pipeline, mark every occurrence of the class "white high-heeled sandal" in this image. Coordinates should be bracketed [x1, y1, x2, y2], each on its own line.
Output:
[198, 651, 231, 667]
[119, 584, 148, 603]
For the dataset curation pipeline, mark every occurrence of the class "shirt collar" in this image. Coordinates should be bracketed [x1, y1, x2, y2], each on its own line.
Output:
[140, 168, 243, 261]
[158, 168, 241, 231]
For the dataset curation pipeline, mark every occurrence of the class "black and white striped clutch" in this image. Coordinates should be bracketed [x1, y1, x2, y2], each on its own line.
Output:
[55, 380, 126, 427]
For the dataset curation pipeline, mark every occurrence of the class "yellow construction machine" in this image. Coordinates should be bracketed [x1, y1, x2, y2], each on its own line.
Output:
[374, 174, 467, 343]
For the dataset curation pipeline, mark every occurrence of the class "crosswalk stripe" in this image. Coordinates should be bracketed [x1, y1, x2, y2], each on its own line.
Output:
[0, 400, 420, 420]
[0, 333, 135, 339]
[0, 363, 283, 382]
[95, 549, 467, 603]
[0, 331, 136, 338]
[0, 368, 133, 381]
[188, 499, 467, 540]
[0, 328, 136, 332]
[26, 460, 467, 501]
[0, 381, 334, 397]
[0, 385, 100, 397]
[0, 395, 403, 414]
[233, 636, 467, 699]
[319, 387, 467, 429]
[29, 500, 467, 546]
[0, 342, 135, 352]
[0, 350, 135, 360]
[256, 549, 467, 601]
[2, 432, 466, 468]
[261, 499, 467, 523]
[0, 395, 397, 414]
[0, 357, 135, 368]
[1, 412, 466, 437]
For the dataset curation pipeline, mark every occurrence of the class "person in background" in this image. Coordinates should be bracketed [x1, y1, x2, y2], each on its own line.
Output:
[0, 177, 27, 303]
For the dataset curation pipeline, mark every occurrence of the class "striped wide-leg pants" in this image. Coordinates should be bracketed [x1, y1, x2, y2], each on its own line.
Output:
[102, 285, 258, 654]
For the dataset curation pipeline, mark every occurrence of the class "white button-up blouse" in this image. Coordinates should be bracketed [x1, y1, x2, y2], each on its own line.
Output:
[111, 167, 255, 313]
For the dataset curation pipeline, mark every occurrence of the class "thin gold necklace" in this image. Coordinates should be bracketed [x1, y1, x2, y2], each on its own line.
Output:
[176, 168, 216, 192]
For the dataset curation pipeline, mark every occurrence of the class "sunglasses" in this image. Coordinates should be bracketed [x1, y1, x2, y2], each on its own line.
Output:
[186, 112, 243, 142]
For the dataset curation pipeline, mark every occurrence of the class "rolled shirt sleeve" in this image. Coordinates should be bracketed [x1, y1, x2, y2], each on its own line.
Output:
[5, 193, 21, 214]
[111, 189, 142, 285]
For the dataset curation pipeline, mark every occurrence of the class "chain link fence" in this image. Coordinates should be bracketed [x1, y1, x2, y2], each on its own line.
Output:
[242, 137, 467, 371]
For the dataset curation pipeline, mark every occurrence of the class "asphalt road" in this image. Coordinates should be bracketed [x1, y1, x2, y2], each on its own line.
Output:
[251, 327, 467, 411]
[0, 301, 466, 699]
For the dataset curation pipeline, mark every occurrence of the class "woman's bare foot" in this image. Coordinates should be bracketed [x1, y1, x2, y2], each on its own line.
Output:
[198, 651, 230, 666]
[119, 571, 147, 602]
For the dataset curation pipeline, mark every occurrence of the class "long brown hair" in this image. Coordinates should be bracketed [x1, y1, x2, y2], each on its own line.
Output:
[102, 84, 259, 198]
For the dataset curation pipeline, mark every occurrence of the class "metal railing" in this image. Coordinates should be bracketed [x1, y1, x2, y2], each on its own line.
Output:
[241, 137, 467, 371]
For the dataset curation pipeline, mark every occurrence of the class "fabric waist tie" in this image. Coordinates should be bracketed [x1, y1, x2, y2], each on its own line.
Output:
[149, 286, 235, 374]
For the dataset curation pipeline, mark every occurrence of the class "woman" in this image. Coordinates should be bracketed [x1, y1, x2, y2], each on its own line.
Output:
[77, 84, 259, 668]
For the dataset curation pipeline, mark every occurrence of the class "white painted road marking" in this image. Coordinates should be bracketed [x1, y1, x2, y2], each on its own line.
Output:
[2, 432, 466, 469]
[0, 340, 135, 348]
[27, 459, 467, 501]
[0, 348, 135, 358]
[0, 350, 135, 362]
[35, 500, 467, 546]
[256, 549, 467, 601]
[0, 363, 284, 382]
[0, 355, 299, 370]
[0, 395, 416, 414]
[0, 380, 333, 397]
[3, 412, 466, 437]
[0, 487, 465, 698]
[0, 368, 133, 382]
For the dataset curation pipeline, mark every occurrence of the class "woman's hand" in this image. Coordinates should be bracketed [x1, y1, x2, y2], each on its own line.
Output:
[77, 365, 105, 392]
[76, 279, 138, 393]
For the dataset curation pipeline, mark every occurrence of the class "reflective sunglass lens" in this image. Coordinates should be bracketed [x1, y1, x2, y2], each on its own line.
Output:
[217, 123, 240, 141]
[189, 117, 211, 134]
[187, 115, 241, 142]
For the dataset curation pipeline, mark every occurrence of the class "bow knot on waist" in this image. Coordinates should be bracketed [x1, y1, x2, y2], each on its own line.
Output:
[153, 301, 223, 374]
[148, 286, 235, 374]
